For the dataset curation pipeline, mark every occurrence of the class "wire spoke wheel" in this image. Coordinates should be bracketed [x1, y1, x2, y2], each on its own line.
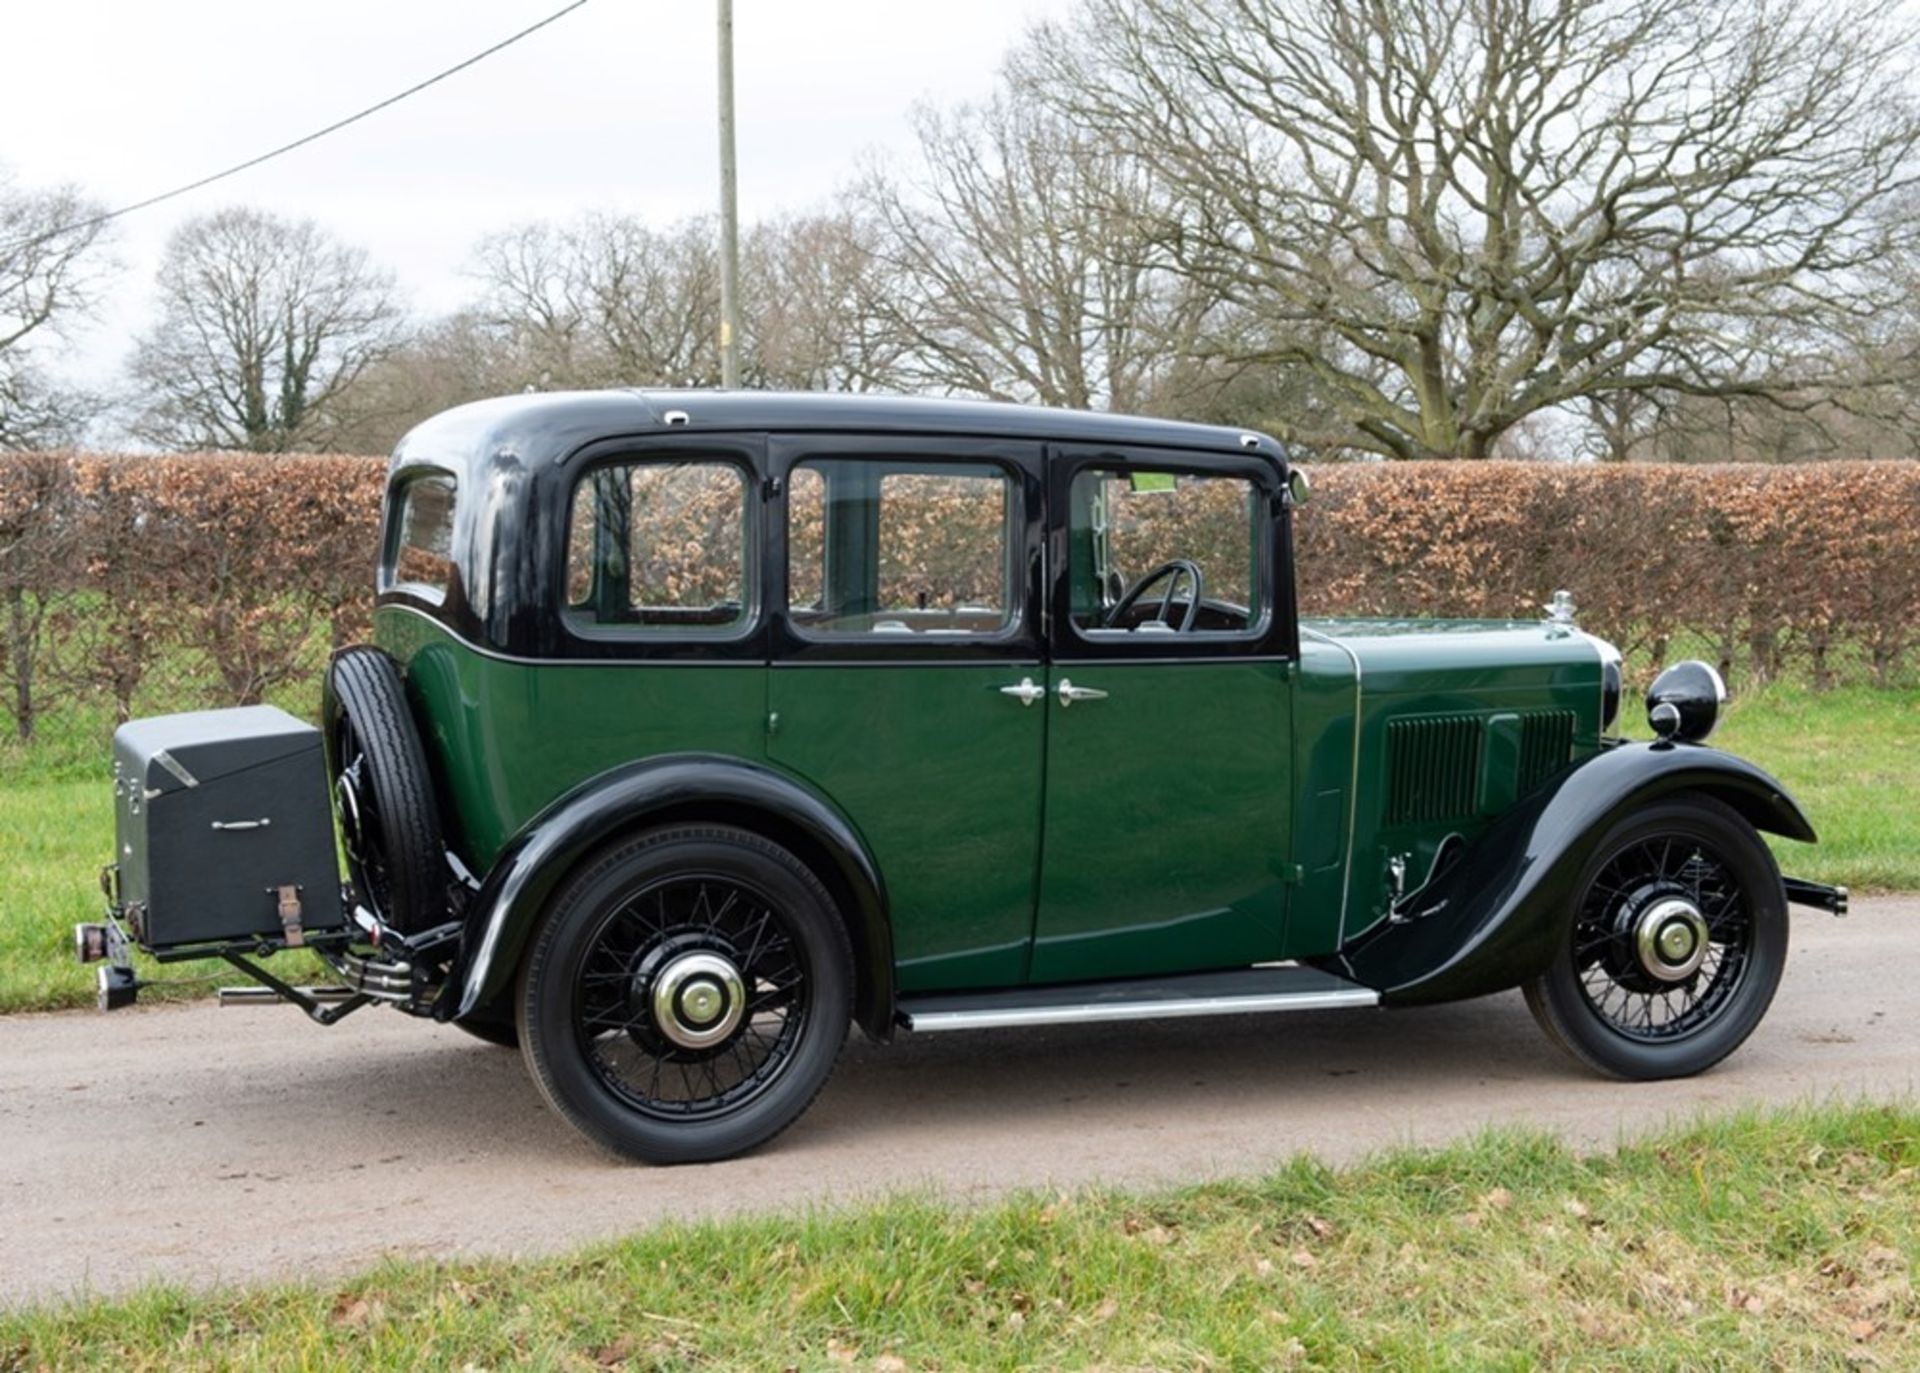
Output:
[571, 875, 808, 1120]
[1570, 838, 1752, 1042]
[333, 718, 394, 916]
[1524, 795, 1787, 1082]
[518, 826, 853, 1164]
[321, 646, 447, 935]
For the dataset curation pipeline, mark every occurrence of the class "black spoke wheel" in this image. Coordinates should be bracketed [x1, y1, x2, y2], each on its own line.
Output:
[322, 647, 447, 935]
[518, 826, 851, 1164]
[1524, 794, 1787, 1080]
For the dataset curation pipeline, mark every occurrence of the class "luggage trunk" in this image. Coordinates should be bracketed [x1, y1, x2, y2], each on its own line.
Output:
[110, 705, 346, 954]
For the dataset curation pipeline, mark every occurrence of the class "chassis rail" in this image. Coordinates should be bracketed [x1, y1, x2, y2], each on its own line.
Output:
[1783, 876, 1849, 917]
[75, 898, 463, 1022]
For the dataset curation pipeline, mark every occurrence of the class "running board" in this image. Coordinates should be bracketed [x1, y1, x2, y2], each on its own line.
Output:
[897, 965, 1378, 1033]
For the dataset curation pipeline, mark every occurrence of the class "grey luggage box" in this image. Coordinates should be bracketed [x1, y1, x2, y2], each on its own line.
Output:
[111, 705, 346, 954]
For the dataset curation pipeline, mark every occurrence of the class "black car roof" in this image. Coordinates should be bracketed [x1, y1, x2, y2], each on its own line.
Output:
[389, 388, 1288, 477]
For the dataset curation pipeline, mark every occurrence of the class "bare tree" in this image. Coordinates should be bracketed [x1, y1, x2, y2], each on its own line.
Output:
[1031, 0, 1920, 458]
[471, 214, 720, 389]
[0, 170, 113, 449]
[744, 211, 909, 391]
[328, 311, 528, 454]
[127, 208, 404, 452]
[471, 210, 917, 395]
[855, 85, 1221, 412]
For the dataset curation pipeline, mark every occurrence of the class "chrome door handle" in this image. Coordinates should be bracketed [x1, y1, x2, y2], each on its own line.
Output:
[998, 677, 1045, 707]
[1056, 678, 1108, 708]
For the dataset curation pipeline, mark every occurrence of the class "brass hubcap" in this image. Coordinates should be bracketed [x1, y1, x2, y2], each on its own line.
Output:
[1634, 898, 1710, 982]
[650, 951, 746, 1050]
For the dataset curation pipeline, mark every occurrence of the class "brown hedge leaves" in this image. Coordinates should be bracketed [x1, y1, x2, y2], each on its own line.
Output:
[1295, 462, 1920, 686]
[1, 453, 1914, 742]
[0, 454, 381, 736]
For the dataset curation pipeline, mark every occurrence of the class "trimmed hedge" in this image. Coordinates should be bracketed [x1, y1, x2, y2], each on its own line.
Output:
[1294, 462, 1920, 688]
[0, 455, 382, 740]
[2, 453, 1915, 743]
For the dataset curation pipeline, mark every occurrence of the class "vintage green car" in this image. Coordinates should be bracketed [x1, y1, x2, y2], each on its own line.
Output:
[89, 391, 1847, 1163]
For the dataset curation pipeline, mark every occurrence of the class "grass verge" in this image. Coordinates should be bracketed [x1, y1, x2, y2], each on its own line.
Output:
[1715, 683, 1920, 892]
[0, 681, 1914, 1015]
[0, 778, 323, 1015]
[1, 1103, 1914, 1369]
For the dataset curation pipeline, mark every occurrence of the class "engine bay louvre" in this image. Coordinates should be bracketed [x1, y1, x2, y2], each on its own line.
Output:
[1385, 708, 1579, 828]
[1384, 713, 1484, 825]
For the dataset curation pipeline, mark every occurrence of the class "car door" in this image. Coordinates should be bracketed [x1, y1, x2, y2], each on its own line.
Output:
[764, 435, 1047, 994]
[1030, 445, 1296, 984]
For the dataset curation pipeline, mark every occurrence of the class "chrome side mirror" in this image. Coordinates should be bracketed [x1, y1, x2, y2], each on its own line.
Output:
[1286, 466, 1312, 508]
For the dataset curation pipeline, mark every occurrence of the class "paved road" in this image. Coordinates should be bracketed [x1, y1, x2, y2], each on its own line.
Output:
[1, 897, 1912, 1307]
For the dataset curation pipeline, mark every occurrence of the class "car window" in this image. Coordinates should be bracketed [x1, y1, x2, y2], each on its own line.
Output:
[565, 459, 751, 634]
[788, 460, 1016, 637]
[1068, 468, 1264, 637]
[385, 472, 457, 601]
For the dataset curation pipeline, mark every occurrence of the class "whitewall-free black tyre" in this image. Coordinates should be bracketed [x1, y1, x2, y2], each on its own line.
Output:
[1524, 794, 1788, 1080]
[517, 825, 852, 1164]
[322, 646, 448, 935]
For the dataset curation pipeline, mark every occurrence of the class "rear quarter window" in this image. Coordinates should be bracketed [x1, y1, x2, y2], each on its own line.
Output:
[565, 459, 753, 636]
[383, 473, 457, 602]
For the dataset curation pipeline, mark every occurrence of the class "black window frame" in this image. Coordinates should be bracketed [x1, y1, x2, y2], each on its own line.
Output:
[380, 467, 460, 609]
[548, 434, 770, 662]
[1045, 443, 1294, 664]
[768, 434, 1046, 664]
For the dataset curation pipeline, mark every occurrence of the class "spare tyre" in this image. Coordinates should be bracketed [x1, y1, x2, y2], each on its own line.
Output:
[323, 646, 448, 935]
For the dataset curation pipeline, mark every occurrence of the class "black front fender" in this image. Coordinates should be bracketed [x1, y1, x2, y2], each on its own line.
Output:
[440, 754, 894, 1038]
[1335, 741, 1814, 1006]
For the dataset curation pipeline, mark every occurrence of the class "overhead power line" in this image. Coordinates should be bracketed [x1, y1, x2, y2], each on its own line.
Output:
[6, 0, 592, 254]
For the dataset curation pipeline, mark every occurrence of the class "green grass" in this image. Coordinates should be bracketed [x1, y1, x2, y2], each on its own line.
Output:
[0, 780, 112, 1014]
[1, 1103, 1914, 1369]
[1715, 683, 1920, 891]
[0, 681, 1913, 1016]
[0, 777, 324, 1015]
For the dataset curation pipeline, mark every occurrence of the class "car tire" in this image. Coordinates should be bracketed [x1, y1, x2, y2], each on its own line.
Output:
[1523, 793, 1788, 1080]
[322, 646, 448, 935]
[517, 825, 852, 1165]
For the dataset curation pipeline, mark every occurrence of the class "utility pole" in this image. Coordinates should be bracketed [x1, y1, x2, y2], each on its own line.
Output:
[716, 0, 742, 389]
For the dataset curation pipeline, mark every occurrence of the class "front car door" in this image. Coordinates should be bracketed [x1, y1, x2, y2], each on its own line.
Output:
[1030, 445, 1297, 984]
[764, 435, 1047, 994]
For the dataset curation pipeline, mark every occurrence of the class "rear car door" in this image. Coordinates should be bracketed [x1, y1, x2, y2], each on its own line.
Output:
[764, 436, 1047, 994]
[1030, 446, 1296, 984]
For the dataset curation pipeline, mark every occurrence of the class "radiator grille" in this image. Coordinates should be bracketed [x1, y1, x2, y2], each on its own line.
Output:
[1385, 714, 1484, 825]
[1518, 709, 1577, 793]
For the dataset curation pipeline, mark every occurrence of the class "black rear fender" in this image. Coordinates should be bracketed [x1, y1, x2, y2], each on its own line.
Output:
[441, 754, 894, 1040]
[1334, 741, 1814, 1006]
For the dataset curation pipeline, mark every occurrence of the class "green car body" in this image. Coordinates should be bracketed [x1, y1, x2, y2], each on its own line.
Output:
[96, 388, 1843, 1162]
[380, 605, 1605, 996]
[365, 392, 1819, 1033]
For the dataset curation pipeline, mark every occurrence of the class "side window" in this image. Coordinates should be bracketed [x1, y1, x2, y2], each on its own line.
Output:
[788, 460, 1016, 637]
[565, 459, 752, 634]
[384, 472, 457, 602]
[1068, 468, 1265, 638]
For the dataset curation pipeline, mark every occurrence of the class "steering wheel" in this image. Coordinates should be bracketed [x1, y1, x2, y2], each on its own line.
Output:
[1104, 559, 1206, 633]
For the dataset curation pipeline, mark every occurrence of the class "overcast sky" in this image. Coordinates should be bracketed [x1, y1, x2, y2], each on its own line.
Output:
[3, 0, 1075, 392]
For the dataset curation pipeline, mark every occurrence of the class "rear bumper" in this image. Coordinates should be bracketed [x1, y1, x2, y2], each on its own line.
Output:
[1783, 876, 1849, 917]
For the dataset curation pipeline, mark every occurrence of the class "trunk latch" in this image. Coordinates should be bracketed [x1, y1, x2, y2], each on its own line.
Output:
[275, 885, 306, 948]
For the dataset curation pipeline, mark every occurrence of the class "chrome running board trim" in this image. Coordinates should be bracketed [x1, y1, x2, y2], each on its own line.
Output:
[902, 987, 1380, 1032]
[898, 966, 1381, 1032]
